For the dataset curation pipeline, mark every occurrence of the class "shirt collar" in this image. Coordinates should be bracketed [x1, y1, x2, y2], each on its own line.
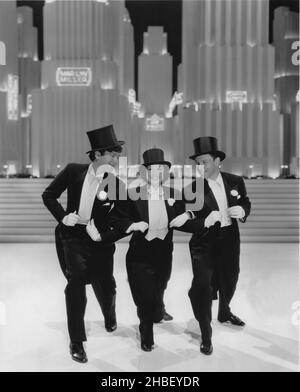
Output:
[87, 164, 104, 180]
[208, 173, 223, 186]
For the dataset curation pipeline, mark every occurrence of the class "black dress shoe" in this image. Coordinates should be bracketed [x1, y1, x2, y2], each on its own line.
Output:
[139, 323, 154, 352]
[105, 320, 117, 332]
[141, 342, 153, 352]
[69, 342, 88, 363]
[162, 311, 173, 321]
[200, 342, 213, 355]
[154, 311, 173, 323]
[104, 312, 117, 332]
[218, 313, 245, 326]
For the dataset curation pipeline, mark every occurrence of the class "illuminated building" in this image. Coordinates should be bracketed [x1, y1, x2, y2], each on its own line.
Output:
[138, 27, 172, 115]
[17, 6, 41, 171]
[0, 1, 19, 172]
[0, 2, 41, 174]
[273, 7, 299, 176]
[178, 0, 282, 177]
[136, 27, 180, 164]
[31, 0, 135, 177]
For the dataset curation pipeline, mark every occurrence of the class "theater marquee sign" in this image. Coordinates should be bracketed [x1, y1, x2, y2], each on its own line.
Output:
[56, 67, 92, 86]
[226, 90, 247, 103]
[145, 114, 165, 131]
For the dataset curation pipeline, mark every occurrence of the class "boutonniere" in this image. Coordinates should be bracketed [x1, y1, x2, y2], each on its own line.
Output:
[230, 189, 241, 199]
[167, 198, 176, 206]
[97, 190, 108, 201]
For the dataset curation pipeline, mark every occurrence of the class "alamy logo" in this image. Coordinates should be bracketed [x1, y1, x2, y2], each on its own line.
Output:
[291, 41, 300, 66]
[94, 157, 205, 211]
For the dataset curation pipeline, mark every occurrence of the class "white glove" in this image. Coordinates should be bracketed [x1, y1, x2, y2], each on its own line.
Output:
[62, 211, 80, 226]
[227, 206, 245, 219]
[86, 219, 101, 241]
[169, 212, 190, 228]
[126, 221, 149, 233]
[204, 211, 221, 228]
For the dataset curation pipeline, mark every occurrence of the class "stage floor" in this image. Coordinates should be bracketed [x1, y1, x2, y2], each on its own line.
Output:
[0, 243, 299, 372]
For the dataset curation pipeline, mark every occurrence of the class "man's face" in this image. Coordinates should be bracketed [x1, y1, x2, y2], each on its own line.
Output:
[147, 164, 165, 187]
[95, 150, 121, 168]
[195, 154, 220, 179]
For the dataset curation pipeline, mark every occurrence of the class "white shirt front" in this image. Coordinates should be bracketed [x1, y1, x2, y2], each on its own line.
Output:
[207, 174, 232, 227]
[77, 164, 104, 224]
[145, 186, 169, 241]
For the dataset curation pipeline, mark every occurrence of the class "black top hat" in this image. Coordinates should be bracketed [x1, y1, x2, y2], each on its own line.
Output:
[189, 137, 226, 161]
[142, 148, 171, 168]
[86, 124, 125, 153]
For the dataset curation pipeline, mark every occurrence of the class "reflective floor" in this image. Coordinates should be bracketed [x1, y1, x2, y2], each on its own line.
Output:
[0, 243, 299, 372]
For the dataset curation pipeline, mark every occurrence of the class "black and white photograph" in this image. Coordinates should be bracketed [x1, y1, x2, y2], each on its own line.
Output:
[0, 0, 299, 374]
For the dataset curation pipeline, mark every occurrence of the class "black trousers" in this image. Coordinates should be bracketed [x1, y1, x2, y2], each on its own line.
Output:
[56, 224, 116, 342]
[126, 237, 173, 331]
[188, 225, 240, 344]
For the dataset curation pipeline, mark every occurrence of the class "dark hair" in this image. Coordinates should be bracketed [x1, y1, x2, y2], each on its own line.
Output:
[88, 146, 123, 161]
[194, 152, 220, 162]
[209, 153, 220, 161]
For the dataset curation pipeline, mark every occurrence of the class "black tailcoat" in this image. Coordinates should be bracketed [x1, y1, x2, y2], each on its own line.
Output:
[42, 163, 126, 342]
[109, 185, 186, 325]
[177, 172, 251, 343]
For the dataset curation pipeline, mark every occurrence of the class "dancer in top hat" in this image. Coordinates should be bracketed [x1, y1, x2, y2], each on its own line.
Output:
[109, 148, 192, 351]
[171, 137, 251, 355]
[42, 125, 126, 363]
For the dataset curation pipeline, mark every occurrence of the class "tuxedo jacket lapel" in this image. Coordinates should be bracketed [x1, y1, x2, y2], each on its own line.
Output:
[162, 186, 176, 223]
[135, 199, 149, 222]
[164, 200, 175, 223]
[221, 172, 235, 207]
[71, 166, 88, 212]
[134, 186, 149, 222]
[204, 179, 219, 211]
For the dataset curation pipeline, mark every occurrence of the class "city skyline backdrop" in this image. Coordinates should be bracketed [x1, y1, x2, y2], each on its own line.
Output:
[0, 0, 297, 178]
[16, 0, 300, 91]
